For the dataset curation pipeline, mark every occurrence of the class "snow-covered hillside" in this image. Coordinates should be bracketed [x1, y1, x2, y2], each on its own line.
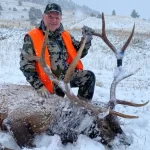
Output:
[0, 0, 44, 20]
[70, 15, 150, 34]
[0, 0, 88, 29]
[0, 0, 150, 150]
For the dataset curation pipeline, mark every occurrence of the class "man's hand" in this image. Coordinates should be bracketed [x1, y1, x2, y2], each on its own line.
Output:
[37, 86, 51, 98]
[82, 25, 95, 42]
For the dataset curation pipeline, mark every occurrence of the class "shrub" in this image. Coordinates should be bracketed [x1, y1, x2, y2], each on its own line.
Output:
[112, 10, 116, 16]
[30, 20, 37, 26]
[23, 8, 27, 11]
[18, 0, 22, 6]
[0, 3, 2, 11]
[97, 14, 102, 18]
[131, 9, 140, 18]
[28, 7, 42, 21]
[90, 13, 96, 17]
[13, 7, 18, 11]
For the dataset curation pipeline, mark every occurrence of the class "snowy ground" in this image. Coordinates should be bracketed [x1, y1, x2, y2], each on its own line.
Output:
[0, 22, 150, 150]
[0, 0, 150, 149]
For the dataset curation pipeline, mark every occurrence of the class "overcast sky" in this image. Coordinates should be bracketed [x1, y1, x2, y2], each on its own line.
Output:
[72, 0, 149, 20]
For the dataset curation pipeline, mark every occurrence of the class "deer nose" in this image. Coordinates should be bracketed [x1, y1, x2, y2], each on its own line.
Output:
[100, 138, 112, 148]
[118, 133, 132, 146]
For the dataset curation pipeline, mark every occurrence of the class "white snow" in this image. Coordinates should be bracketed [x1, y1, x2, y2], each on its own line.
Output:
[0, 0, 150, 149]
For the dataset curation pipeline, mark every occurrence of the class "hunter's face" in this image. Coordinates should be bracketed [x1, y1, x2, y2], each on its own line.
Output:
[42, 12, 62, 31]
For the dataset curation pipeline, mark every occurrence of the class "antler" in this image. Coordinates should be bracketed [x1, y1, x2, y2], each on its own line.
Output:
[22, 27, 142, 119]
[92, 13, 149, 109]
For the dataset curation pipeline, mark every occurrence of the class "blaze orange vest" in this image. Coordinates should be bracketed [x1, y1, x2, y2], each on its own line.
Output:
[27, 28, 83, 94]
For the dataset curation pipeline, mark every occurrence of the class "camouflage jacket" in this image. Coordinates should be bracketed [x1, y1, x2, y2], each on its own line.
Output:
[20, 21, 92, 90]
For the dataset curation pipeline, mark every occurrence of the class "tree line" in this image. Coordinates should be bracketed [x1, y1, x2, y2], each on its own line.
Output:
[0, 1, 142, 20]
[112, 9, 140, 18]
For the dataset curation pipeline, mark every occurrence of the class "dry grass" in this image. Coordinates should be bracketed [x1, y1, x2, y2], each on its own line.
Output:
[0, 20, 34, 29]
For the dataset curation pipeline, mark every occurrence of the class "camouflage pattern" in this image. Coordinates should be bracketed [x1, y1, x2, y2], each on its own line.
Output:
[70, 70, 95, 100]
[20, 21, 95, 100]
[44, 3, 62, 15]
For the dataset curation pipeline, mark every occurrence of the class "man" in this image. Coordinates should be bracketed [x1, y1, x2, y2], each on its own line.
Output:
[20, 3, 95, 101]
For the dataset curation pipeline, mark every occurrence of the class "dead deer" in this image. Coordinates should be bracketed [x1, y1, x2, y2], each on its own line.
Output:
[0, 13, 149, 150]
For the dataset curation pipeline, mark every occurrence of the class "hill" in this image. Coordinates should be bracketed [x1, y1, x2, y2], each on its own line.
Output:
[0, 0, 150, 150]
[0, 0, 99, 27]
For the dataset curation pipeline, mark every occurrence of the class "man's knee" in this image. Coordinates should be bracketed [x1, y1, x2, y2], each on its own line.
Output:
[87, 70, 96, 83]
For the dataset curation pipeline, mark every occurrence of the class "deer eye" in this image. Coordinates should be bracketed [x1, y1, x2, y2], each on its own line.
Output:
[102, 125, 109, 131]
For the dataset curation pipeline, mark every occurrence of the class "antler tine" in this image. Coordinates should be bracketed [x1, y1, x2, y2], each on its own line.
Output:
[92, 12, 117, 53]
[109, 68, 142, 107]
[64, 37, 87, 83]
[116, 99, 149, 107]
[38, 27, 59, 84]
[121, 23, 135, 52]
[40, 27, 49, 67]
[110, 67, 149, 108]
[109, 110, 138, 118]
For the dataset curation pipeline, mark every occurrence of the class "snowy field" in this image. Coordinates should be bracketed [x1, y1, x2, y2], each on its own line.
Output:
[0, 0, 150, 150]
